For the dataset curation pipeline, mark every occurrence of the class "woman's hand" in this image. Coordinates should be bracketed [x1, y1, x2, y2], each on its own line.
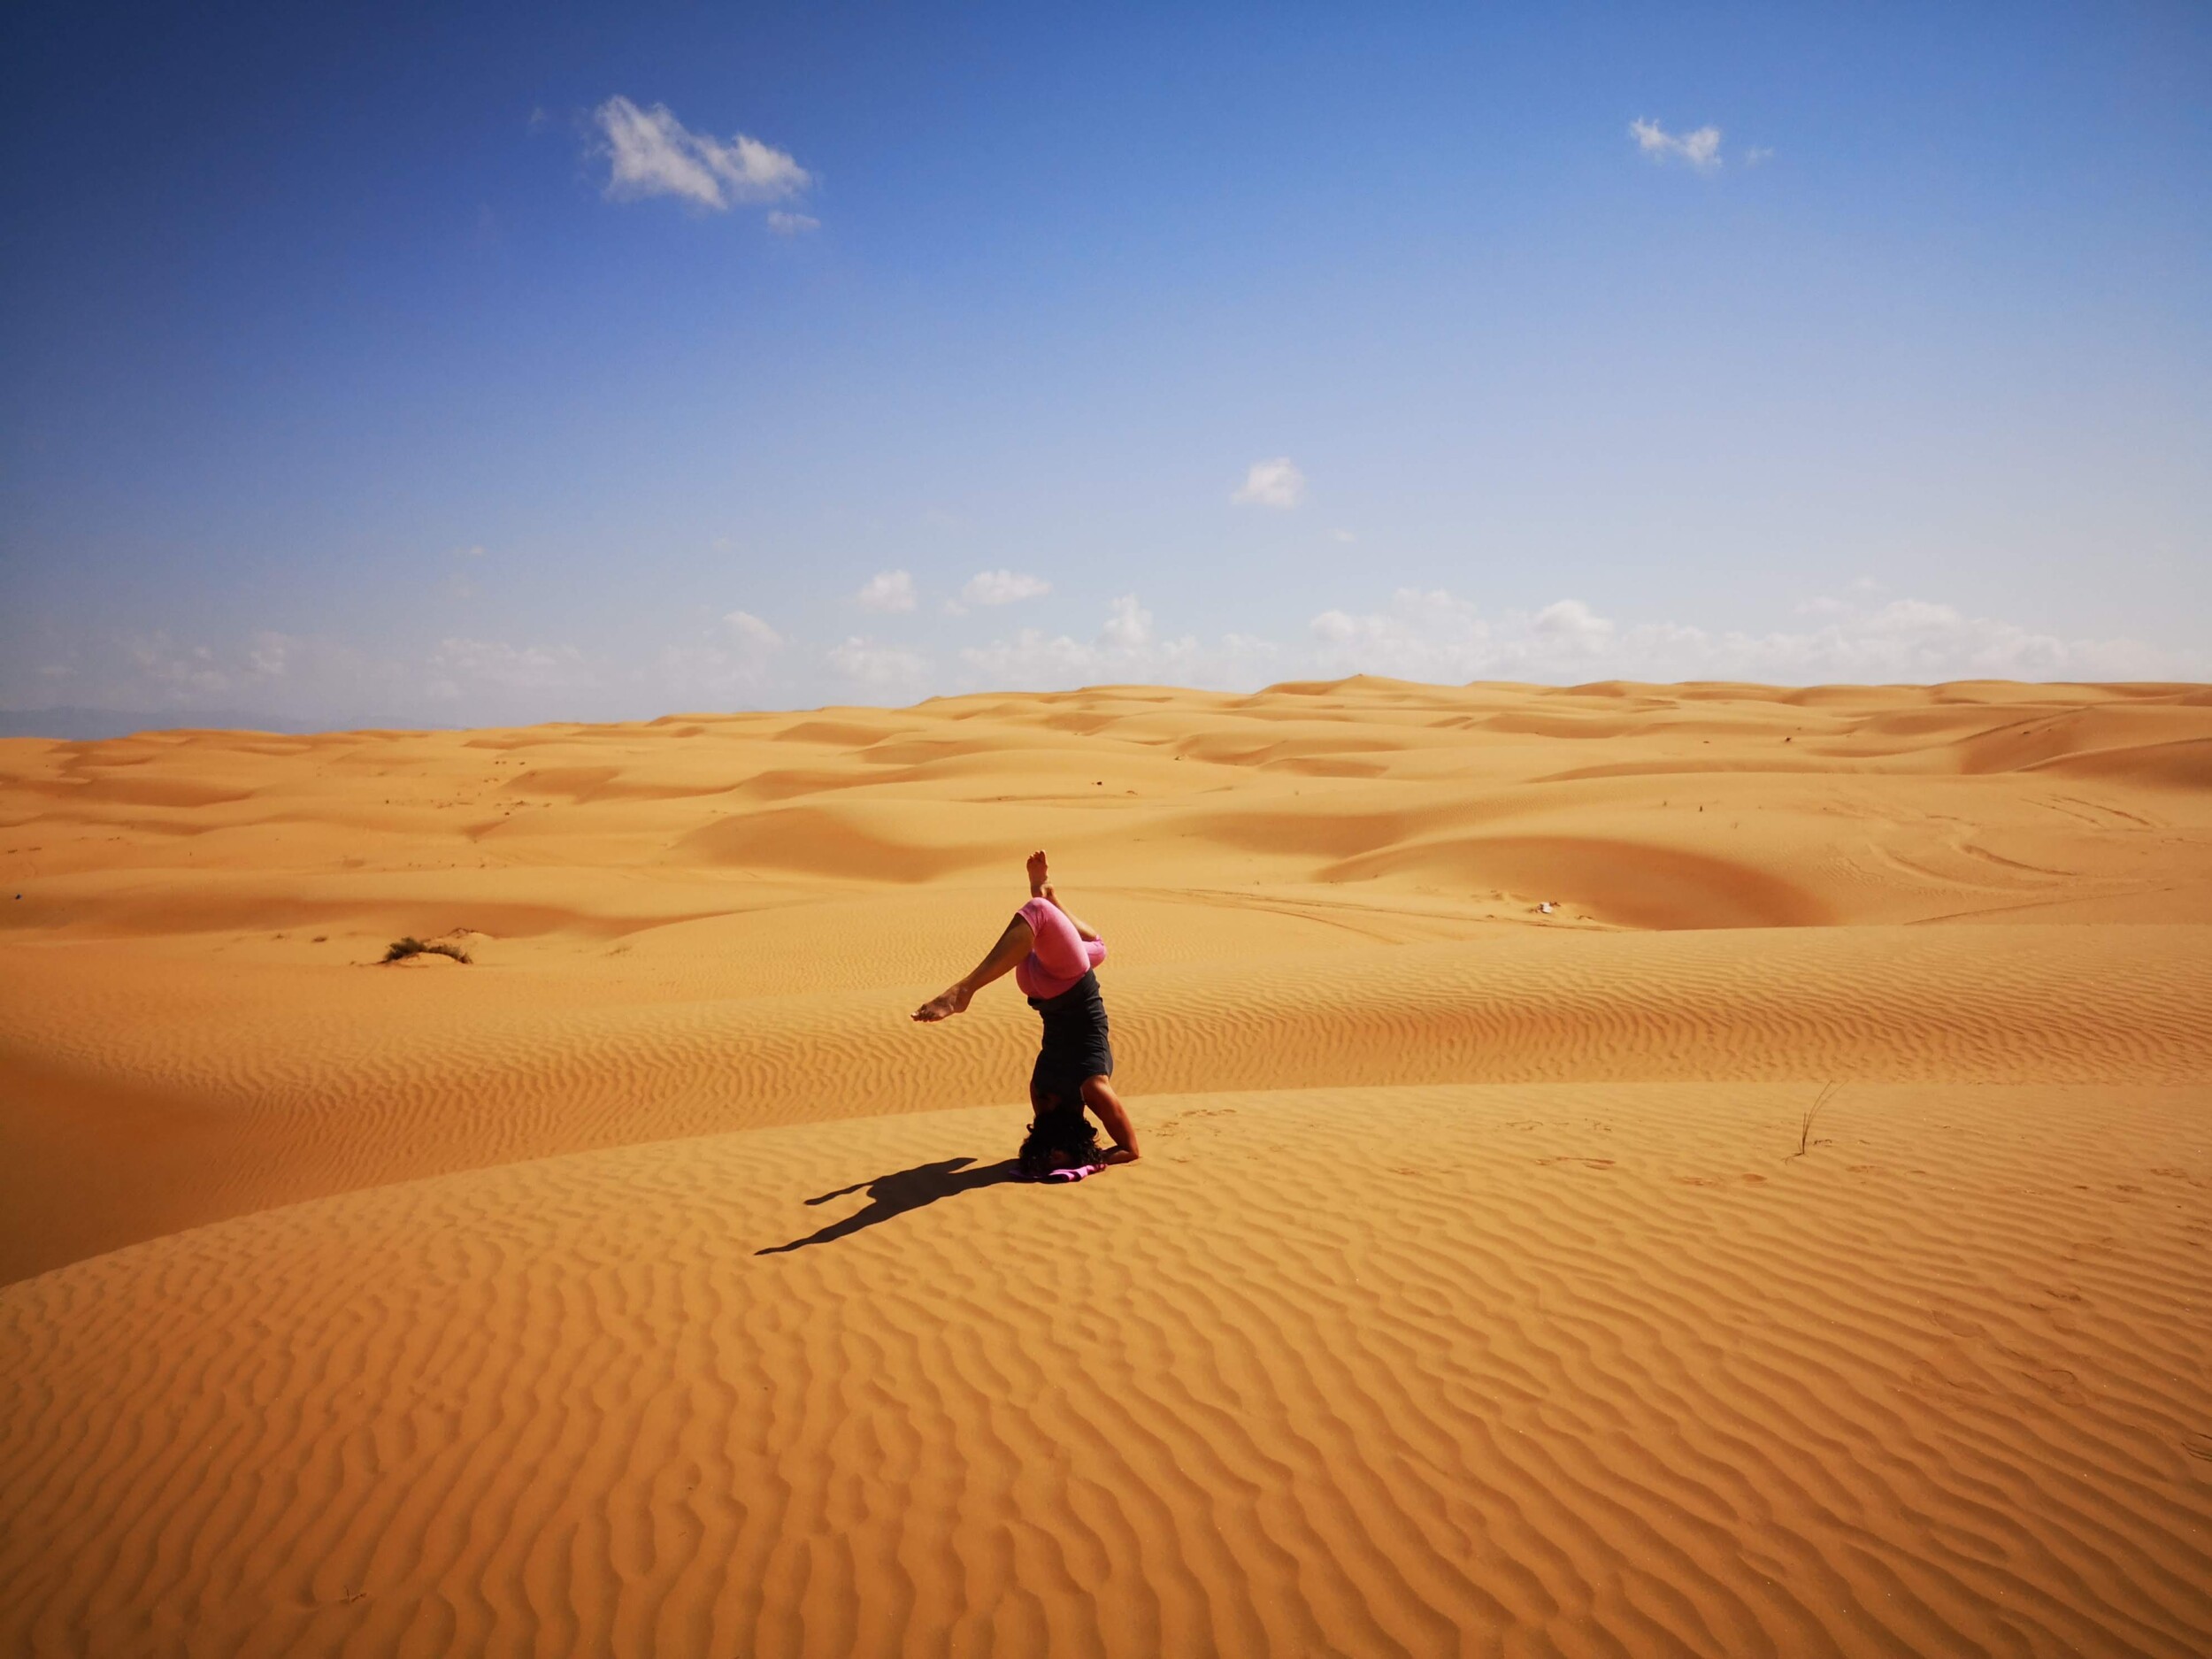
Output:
[911, 982, 974, 1022]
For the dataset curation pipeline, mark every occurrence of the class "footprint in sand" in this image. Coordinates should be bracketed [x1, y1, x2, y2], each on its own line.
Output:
[2028, 1285, 2085, 1330]
[2027, 1367, 2087, 1407]
[1910, 1354, 1985, 1394]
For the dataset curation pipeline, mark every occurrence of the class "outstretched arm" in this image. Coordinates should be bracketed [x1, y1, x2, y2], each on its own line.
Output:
[1025, 849, 1099, 941]
[912, 913, 1033, 1022]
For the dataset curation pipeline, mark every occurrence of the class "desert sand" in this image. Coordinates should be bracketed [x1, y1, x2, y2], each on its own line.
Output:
[2, 676, 2208, 1655]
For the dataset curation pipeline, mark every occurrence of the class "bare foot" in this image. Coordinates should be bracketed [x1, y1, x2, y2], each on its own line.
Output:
[1026, 849, 1049, 896]
[911, 984, 973, 1022]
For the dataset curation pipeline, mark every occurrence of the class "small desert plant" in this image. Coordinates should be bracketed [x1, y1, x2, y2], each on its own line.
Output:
[382, 935, 471, 964]
[1789, 1081, 1839, 1158]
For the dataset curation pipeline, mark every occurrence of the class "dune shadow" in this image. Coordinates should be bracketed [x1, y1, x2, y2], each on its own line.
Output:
[757, 1156, 1021, 1255]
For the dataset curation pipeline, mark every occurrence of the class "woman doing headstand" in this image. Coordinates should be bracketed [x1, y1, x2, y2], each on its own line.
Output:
[912, 850, 1140, 1171]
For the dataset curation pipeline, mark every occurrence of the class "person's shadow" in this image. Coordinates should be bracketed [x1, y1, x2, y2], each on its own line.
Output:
[756, 1156, 1020, 1255]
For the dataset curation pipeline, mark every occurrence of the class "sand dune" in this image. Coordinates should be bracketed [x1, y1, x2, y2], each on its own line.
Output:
[3, 679, 2209, 1655]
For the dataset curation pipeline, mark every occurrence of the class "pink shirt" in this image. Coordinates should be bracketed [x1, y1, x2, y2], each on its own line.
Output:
[1014, 897, 1107, 999]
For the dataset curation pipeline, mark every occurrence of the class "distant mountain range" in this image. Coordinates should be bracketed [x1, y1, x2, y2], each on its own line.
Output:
[0, 707, 449, 741]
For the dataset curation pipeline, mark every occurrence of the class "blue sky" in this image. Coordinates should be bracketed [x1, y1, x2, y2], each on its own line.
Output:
[4, 2, 2208, 725]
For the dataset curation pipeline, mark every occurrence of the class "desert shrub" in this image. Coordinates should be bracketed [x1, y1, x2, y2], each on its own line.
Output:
[382, 936, 471, 964]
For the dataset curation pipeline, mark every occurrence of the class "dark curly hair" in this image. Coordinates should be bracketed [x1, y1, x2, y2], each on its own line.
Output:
[1018, 1095, 1102, 1180]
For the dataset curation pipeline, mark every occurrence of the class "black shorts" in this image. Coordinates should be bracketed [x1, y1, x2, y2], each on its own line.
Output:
[1028, 970, 1112, 1104]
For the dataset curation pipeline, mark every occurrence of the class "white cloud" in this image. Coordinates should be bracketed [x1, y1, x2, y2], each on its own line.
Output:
[1101, 594, 1152, 649]
[961, 569, 1052, 607]
[244, 633, 295, 678]
[1630, 118, 1723, 170]
[651, 613, 784, 703]
[20, 589, 2185, 729]
[766, 210, 820, 235]
[723, 609, 784, 650]
[127, 634, 236, 697]
[1308, 590, 1495, 681]
[1744, 145, 1774, 167]
[114, 629, 319, 697]
[1531, 598, 1615, 651]
[1233, 457, 1308, 510]
[1332, 528, 1357, 545]
[856, 570, 918, 612]
[1306, 589, 2186, 684]
[959, 629, 1118, 686]
[827, 636, 931, 692]
[46, 629, 418, 718]
[594, 96, 811, 213]
[959, 595, 1283, 692]
[428, 638, 594, 695]
[0, 628, 405, 723]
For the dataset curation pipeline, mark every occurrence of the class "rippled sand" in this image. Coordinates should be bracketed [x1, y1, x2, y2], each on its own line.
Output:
[4, 677, 2208, 1655]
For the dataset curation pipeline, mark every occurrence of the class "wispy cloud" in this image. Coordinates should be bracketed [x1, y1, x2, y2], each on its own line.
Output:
[1233, 457, 1307, 510]
[1629, 118, 1723, 170]
[649, 610, 786, 702]
[1101, 594, 1152, 649]
[827, 636, 931, 693]
[428, 637, 594, 695]
[24, 589, 2185, 729]
[7, 628, 426, 719]
[856, 570, 918, 612]
[722, 609, 783, 651]
[1307, 590, 2185, 684]
[961, 570, 1051, 607]
[437, 544, 487, 600]
[959, 595, 1284, 691]
[766, 210, 820, 235]
[594, 96, 812, 216]
[124, 633, 251, 697]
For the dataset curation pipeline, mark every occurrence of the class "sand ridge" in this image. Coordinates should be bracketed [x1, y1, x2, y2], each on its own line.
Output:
[3, 677, 2210, 1655]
